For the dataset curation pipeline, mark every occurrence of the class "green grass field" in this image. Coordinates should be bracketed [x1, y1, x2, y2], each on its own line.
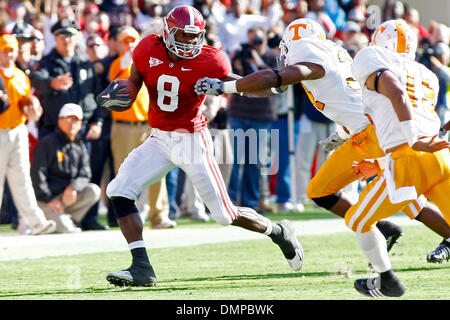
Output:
[0, 207, 449, 301]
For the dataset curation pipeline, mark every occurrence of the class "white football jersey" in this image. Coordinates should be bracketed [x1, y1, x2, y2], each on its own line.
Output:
[352, 45, 440, 152]
[286, 38, 369, 135]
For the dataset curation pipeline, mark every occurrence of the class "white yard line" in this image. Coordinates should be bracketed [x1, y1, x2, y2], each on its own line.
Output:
[0, 216, 420, 261]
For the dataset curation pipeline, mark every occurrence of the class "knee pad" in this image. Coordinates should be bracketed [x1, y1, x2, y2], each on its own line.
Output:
[110, 196, 139, 219]
[311, 192, 342, 210]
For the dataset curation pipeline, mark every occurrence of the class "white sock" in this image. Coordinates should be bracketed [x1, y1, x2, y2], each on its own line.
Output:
[356, 227, 392, 273]
[128, 240, 146, 250]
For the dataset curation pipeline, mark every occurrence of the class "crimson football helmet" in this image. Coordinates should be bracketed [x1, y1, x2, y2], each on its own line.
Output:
[163, 5, 206, 59]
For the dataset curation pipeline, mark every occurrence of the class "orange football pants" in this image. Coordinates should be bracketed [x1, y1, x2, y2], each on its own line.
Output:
[306, 123, 423, 218]
[345, 144, 450, 233]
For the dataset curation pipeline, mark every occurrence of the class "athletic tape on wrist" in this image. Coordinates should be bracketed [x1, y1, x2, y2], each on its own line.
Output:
[399, 120, 419, 147]
[223, 80, 238, 94]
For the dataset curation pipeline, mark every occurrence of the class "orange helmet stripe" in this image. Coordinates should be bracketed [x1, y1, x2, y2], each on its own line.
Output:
[395, 21, 406, 53]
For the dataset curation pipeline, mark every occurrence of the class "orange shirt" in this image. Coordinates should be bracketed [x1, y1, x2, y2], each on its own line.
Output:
[109, 53, 149, 122]
[0, 66, 31, 129]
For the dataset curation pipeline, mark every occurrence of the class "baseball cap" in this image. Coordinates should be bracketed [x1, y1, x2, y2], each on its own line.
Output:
[51, 19, 81, 36]
[0, 34, 19, 51]
[118, 26, 140, 42]
[59, 103, 83, 120]
[12, 22, 36, 40]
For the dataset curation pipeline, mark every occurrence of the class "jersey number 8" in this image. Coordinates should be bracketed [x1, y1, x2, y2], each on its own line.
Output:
[157, 74, 180, 112]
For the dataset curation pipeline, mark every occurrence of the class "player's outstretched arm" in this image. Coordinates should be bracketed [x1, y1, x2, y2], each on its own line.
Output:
[366, 69, 450, 152]
[195, 62, 324, 96]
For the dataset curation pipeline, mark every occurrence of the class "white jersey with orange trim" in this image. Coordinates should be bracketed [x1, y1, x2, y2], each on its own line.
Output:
[286, 38, 369, 135]
[352, 45, 440, 152]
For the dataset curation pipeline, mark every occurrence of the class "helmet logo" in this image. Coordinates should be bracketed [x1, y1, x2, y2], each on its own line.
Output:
[289, 23, 307, 41]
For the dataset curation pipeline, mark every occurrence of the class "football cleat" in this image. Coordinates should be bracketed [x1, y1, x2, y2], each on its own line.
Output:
[427, 239, 450, 263]
[106, 265, 157, 287]
[271, 219, 304, 271]
[354, 274, 406, 298]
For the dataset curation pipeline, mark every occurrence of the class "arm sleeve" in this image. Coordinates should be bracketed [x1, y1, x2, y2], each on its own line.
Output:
[30, 140, 54, 203]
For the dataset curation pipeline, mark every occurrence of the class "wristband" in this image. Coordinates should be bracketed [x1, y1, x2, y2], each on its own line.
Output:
[223, 80, 238, 94]
[272, 68, 282, 88]
[337, 125, 351, 140]
[399, 120, 418, 147]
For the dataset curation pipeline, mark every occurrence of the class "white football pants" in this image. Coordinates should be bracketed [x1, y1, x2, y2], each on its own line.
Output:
[107, 128, 238, 225]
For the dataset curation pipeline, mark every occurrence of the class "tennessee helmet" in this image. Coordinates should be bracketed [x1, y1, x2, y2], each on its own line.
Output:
[279, 18, 326, 65]
[371, 19, 417, 60]
[163, 5, 206, 59]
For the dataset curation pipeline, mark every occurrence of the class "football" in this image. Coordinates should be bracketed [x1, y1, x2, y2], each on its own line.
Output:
[101, 79, 138, 112]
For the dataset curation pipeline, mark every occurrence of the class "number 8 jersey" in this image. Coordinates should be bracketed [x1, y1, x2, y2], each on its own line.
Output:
[132, 34, 231, 132]
[285, 38, 369, 135]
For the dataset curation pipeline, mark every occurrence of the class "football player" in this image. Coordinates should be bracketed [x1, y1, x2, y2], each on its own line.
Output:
[346, 19, 450, 297]
[96, 5, 303, 287]
[194, 18, 450, 263]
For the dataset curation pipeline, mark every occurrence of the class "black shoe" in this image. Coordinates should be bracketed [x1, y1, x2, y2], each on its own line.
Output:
[271, 219, 304, 271]
[354, 274, 406, 298]
[376, 220, 403, 252]
[106, 264, 157, 287]
[82, 223, 110, 231]
[427, 239, 450, 263]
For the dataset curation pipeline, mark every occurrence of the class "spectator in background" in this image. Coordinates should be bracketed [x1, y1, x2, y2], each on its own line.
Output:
[305, 0, 336, 39]
[403, 6, 429, 42]
[0, 34, 56, 235]
[430, 42, 450, 138]
[31, 103, 101, 233]
[30, 19, 107, 230]
[281, 0, 308, 26]
[294, 86, 336, 212]
[227, 26, 278, 213]
[135, 0, 164, 33]
[30, 19, 102, 143]
[99, 0, 134, 29]
[5, 1, 27, 32]
[11, 22, 37, 75]
[86, 34, 108, 64]
[84, 33, 117, 228]
[42, 0, 77, 56]
[108, 26, 175, 229]
[218, 0, 280, 54]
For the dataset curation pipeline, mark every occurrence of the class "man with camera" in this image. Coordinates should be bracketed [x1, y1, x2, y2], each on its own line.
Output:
[227, 26, 278, 213]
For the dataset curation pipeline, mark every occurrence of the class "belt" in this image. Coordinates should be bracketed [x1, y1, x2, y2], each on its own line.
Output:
[113, 119, 147, 126]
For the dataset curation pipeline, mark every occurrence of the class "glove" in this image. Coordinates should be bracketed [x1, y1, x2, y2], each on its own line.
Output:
[439, 126, 447, 139]
[319, 131, 348, 152]
[194, 77, 225, 96]
[96, 79, 132, 111]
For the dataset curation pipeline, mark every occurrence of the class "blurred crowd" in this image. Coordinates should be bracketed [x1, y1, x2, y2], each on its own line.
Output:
[0, 0, 449, 235]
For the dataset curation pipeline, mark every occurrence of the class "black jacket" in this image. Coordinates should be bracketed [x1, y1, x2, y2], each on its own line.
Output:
[30, 49, 102, 130]
[30, 128, 92, 203]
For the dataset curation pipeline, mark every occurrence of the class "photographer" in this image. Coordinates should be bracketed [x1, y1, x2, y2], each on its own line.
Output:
[227, 26, 278, 213]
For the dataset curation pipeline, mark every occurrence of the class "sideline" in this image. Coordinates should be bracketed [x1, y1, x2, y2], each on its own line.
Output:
[0, 216, 419, 261]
